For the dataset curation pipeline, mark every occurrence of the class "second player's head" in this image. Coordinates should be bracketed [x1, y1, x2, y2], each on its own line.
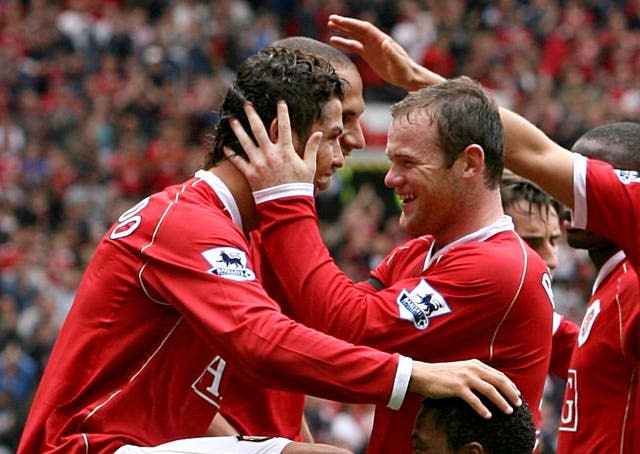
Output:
[205, 46, 345, 186]
[501, 170, 562, 275]
[413, 395, 536, 454]
[272, 37, 366, 159]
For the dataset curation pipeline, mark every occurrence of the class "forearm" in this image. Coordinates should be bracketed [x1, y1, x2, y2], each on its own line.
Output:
[254, 191, 372, 342]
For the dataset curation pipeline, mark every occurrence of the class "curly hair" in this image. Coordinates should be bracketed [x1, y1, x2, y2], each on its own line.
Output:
[417, 396, 536, 453]
[204, 46, 344, 167]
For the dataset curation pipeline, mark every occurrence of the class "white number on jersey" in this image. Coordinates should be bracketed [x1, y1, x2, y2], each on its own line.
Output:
[110, 197, 150, 240]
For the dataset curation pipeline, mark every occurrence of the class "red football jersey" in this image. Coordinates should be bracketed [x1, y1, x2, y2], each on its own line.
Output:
[557, 252, 640, 453]
[549, 313, 579, 380]
[18, 171, 409, 454]
[256, 193, 553, 454]
[219, 230, 306, 441]
[573, 155, 640, 277]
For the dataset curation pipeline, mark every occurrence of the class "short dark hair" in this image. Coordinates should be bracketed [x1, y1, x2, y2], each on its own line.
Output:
[417, 396, 536, 454]
[571, 121, 640, 171]
[390, 76, 504, 189]
[271, 36, 356, 71]
[501, 170, 562, 220]
[205, 46, 344, 167]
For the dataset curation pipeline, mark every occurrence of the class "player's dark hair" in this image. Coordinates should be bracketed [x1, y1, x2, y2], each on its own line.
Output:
[417, 396, 535, 454]
[501, 170, 562, 221]
[571, 121, 640, 171]
[205, 46, 344, 167]
[270, 36, 356, 72]
[390, 76, 504, 189]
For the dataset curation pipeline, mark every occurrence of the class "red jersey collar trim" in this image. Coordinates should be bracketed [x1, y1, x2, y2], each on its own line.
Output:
[195, 170, 243, 231]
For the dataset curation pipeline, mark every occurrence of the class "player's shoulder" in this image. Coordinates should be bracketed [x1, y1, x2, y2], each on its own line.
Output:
[449, 230, 526, 260]
[383, 235, 433, 265]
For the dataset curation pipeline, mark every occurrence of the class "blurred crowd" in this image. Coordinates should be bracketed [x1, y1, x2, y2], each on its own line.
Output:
[1, 0, 639, 452]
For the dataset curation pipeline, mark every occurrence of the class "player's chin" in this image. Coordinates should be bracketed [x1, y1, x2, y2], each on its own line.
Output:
[398, 214, 417, 235]
[314, 177, 331, 192]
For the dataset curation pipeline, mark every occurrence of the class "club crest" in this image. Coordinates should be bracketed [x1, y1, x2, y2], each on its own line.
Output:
[201, 247, 256, 281]
[615, 169, 640, 185]
[578, 299, 600, 347]
[396, 279, 451, 330]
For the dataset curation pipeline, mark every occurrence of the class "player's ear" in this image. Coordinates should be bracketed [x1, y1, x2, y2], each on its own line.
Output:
[268, 118, 278, 142]
[463, 441, 485, 454]
[456, 144, 485, 179]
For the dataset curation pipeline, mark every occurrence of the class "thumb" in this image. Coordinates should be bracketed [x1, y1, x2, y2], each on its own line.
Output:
[302, 131, 322, 176]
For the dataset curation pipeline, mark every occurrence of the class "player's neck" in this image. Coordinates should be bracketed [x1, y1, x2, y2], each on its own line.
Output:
[588, 243, 621, 272]
[209, 162, 259, 233]
[433, 189, 504, 249]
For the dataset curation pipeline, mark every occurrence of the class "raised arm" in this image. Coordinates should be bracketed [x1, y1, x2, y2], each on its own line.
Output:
[327, 14, 576, 209]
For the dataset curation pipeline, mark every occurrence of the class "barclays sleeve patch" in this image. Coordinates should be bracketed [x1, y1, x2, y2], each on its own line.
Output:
[396, 279, 451, 330]
[201, 247, 256, 281]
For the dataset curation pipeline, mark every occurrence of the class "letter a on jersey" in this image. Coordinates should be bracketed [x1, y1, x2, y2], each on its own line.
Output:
[396, 279, 451, 330]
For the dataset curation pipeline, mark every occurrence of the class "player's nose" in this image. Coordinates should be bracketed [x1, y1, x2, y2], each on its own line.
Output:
[340, 122, 366, 154]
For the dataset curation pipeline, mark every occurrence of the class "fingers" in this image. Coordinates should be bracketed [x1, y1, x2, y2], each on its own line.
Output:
[328, 36, 364, 54]
[463, 360, 521, 419]
[275, 101, 293, 151]
[302, 131, 322, 175]
[459, 388, 493, 419]
[409, 359, 522, 420]
[328, 14, 376, 40]
[228, 108, 260, 163]
[242, 102, 270, 150]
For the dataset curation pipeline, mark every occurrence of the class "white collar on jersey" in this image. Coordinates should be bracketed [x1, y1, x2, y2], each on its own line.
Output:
[591, 249, 626, 294]
[194, 169, 243, 231]
[423, 215, 515, 271]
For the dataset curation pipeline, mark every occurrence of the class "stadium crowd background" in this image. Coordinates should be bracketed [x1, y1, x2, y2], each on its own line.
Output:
[1, 0, 639, 452]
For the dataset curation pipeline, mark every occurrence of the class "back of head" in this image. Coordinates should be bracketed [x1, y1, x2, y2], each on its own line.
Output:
[501, 169, 561, 221]
[205, 46, 344, 167]
[390, 76, 504, 189]
[571, 121, 640, 171]
[416, 396, 535, 454]
[271, 36, 356, 72]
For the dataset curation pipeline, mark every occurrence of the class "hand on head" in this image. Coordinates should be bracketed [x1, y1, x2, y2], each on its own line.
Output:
[410, 359, 521, 419]
[327, 14, 442, 90]
[225, 101, 320, 191]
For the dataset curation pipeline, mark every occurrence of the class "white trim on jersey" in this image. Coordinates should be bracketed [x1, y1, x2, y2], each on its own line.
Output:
[253, 183, 314, 204]
[114, 436, 292, 454]
[388, 355, 413, 410]
[196, 170, 244, 231]
[572, 153, 588, 230]
[591, 250, 626, 294]
[422, 215, 515, 271]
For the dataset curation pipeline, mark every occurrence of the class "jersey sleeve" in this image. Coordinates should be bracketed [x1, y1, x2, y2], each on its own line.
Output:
[255, 192, 552, 358]
[549, 314, 578, 380]
[619, 265, 640, 370]
[137, 203, 410, 410]
[573, 155, 640, 269]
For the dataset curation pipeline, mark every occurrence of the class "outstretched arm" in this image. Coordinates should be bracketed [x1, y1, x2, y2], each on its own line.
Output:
[327, 14, 576, 209]
[225, 101, 522, 419]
